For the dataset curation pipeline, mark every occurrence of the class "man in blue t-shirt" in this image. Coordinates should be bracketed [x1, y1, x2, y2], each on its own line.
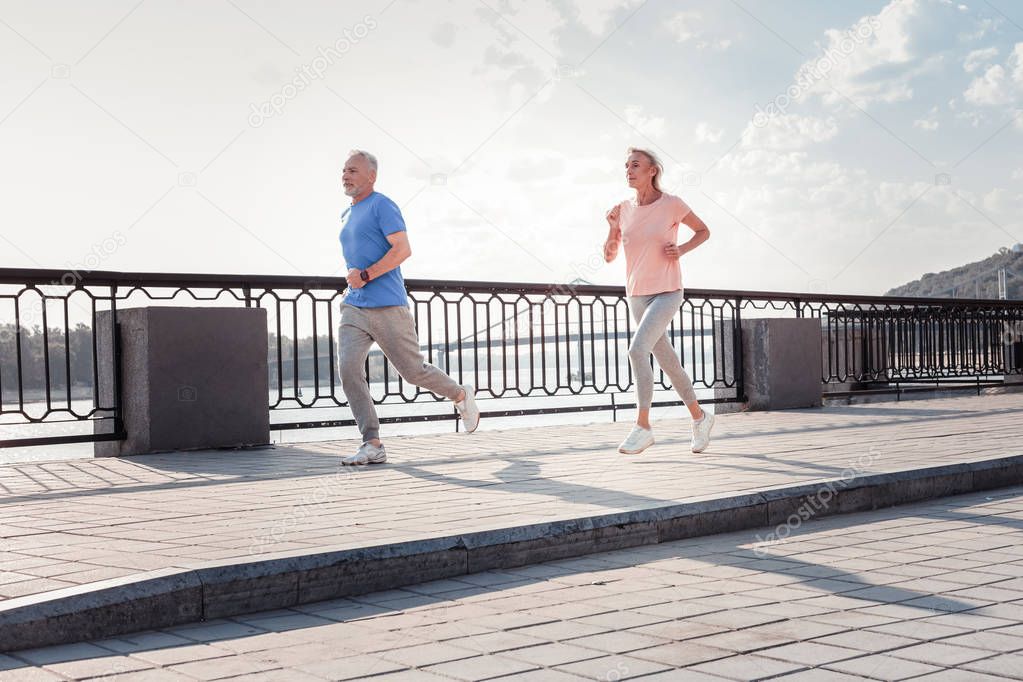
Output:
[338, 150, 479, 465]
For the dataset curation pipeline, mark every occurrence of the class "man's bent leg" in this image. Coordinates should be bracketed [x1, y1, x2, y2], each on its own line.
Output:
[372, 306, 463, 401]
[338, 305, 381, 443]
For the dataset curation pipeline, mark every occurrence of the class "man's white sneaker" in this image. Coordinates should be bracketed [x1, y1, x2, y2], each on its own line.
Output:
[691, 412, 715, 453]
[618, 426, 654, 454]
[342, 441, 387, 466]
[454, 384, 480, 433]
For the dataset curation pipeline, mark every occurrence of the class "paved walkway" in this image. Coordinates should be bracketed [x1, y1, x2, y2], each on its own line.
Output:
[1, 393, 1021, 604]
[3, 485, 1023, 680]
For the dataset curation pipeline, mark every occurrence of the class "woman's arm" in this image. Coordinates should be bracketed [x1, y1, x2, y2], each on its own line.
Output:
[603, 204, 622, 263]
[664, 210, 710, 259]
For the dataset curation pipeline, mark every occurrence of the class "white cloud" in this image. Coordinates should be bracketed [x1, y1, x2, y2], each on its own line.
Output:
[808, 0, 917, 106]
[913, 118, 939, 131]
[798, 0, 987, 109]
[666, 10, 700, 43]
[623, 105, 665, 137]
[964, 64, 1011, 105]
[1013, 43, 1023, 87]
[695, 122, 724, 144]
[665, 10, 731, 50]
[741, 114, 839, 151]
[964, 46, 998, 73]
[570, 0, 642, 35]
[961, 42, 1023, 109]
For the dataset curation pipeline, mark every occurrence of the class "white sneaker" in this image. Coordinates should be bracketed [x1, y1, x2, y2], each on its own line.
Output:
[454, 384, 480, 433]
[691, 412, 715, 453]
[618, 426, 654, 454]
[342, 441, 387, 465]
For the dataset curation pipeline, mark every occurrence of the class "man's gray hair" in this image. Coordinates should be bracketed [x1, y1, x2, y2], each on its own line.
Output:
[348, 149, 378, 172]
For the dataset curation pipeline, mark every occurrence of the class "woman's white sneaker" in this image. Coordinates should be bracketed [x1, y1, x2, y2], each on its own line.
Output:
[618, 426, 654, 454]
[454, 384, 480, 433]
[342, 441, 387, 465]
[691, 412, 715, 453]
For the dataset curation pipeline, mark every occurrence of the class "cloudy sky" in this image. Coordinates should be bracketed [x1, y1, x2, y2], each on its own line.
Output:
[1, 0, 1022, 296]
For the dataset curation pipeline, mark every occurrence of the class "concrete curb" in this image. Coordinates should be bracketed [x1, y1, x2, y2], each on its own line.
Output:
[2, 455, 1021, 652]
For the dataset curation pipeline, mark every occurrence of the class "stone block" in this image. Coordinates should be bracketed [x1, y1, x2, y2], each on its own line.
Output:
[741, 318, 823, 410]
[94, 307, 270, 456]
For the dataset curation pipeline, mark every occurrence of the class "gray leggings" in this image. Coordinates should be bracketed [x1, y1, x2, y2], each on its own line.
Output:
[339, 303, 462, 442]
[628, 289, 698, 410]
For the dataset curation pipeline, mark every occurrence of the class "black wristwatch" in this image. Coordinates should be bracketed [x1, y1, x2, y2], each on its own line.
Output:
[359, 269, 370, 282]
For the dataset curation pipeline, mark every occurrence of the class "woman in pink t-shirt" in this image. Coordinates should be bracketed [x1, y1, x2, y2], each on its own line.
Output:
[604, 147, 714, 455]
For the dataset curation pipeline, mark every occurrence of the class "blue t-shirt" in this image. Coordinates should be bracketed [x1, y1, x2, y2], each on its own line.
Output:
[339, 192, 409, 308]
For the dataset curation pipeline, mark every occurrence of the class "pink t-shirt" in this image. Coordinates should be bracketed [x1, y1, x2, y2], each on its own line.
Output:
[615, 193, 692, 296]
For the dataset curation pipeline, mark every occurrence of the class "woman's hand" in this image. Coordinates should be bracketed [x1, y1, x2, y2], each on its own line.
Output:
[664, 243, 685, 259]
[604, 234, 620, 262]
[605, 204, 620, 227]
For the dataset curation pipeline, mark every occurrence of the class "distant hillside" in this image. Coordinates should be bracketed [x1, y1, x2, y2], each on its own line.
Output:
[885, 246, 1023, 300]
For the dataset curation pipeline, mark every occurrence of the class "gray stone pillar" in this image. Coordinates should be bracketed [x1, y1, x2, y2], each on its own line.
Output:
[95, 307, 270, 457]
[1006, 341, 1023, 388]
[738, 318, 823, 411]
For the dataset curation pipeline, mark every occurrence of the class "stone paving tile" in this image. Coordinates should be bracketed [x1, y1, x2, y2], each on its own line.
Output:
[423, 654, 539, 680]
[961, 652, 1023, 679]
[502, 641, 606, 667]
[167, 655, 282, 680]
[824, 652, 945, 680]
[688, 653, 806, 679]
[888, 641, 995, 666]
[6, 476, 1023, 679]
[3, 393, 1023, 605]
[295, 653, 404, 680]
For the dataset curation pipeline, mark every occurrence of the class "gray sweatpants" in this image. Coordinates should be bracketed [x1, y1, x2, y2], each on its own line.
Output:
[628, 289, 698, 410]
[339, 303, 462, 442]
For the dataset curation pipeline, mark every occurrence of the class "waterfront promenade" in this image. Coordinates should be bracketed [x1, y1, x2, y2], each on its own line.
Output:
[1, 392, 1021, 607]
[3, 484, 1023, 679]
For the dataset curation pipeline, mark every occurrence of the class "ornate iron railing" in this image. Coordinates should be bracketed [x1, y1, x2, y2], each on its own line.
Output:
[1, 268, 1020, 448]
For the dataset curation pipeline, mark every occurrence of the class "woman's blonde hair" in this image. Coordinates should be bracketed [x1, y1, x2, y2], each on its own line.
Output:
[627, 147, 664, 192]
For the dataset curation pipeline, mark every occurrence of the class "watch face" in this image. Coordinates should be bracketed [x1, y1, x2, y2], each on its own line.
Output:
[360, 270, 369, 281]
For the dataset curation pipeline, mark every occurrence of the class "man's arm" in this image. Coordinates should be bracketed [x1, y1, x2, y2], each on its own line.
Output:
[367, 231, 412, 279]
[346, 231, 411, 288]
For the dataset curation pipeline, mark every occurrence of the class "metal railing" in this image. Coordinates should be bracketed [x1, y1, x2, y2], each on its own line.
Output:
[1, 268, 1021, 448]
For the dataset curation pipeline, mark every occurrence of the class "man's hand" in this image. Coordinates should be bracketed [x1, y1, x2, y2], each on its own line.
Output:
[346, 268, 366, 289]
